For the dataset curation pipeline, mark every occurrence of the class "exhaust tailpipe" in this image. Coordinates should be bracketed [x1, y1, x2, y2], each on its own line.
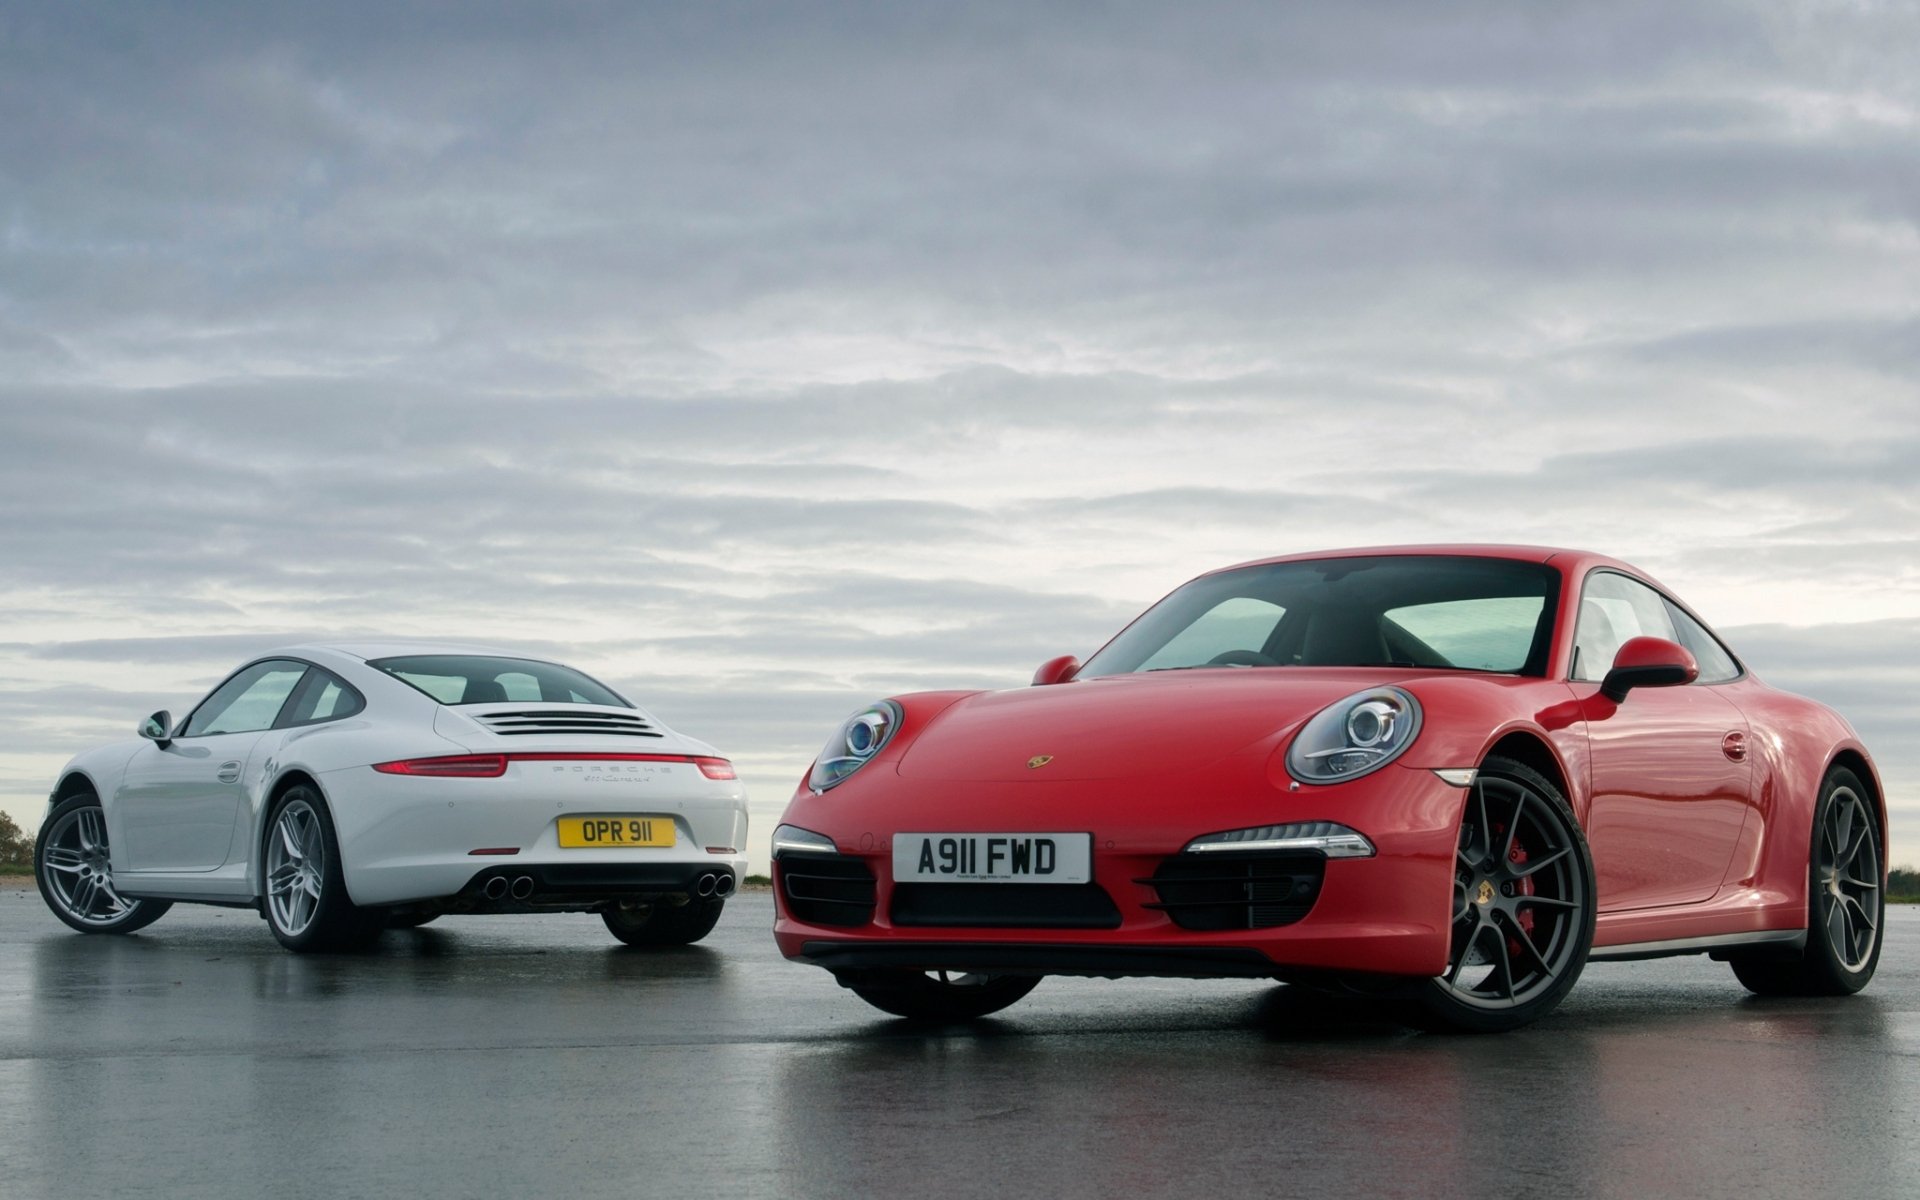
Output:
[695, 873, 717, 897]
[510, 875, 535, 900]
[712, 873, 735, 897]
[483, 876, 509, 901]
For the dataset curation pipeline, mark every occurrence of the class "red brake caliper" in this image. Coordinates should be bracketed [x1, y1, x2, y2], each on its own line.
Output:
[1509, 835, 1534, 957]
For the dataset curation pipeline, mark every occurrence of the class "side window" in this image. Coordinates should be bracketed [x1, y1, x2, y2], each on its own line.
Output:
[183, 661, 309, 736]
[1137, 597, 1287, 670]
[1571, 573, 1678, 682]
[1664, 601, 1742, 684]
[283, 668, 367, 726]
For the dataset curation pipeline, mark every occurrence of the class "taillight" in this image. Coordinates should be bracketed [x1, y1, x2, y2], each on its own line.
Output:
[694, 758, 736, 780]
[372, 754, 508, 778]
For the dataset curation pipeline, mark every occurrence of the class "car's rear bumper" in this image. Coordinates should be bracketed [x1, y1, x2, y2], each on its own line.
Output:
[318, 763, 749, 906]
[773, 762, 1466, 979]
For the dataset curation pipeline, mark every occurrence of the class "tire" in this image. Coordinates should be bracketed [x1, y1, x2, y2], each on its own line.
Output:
[261, 784, 383, 953]
[1730, 767, 1882, 997]
[34, 794, 172, 935]
[385, 911, 440, 929]
[1414, 755, 1597, 1033]
[841, 970, 1041, 1021]
[602, 897, 725, 946]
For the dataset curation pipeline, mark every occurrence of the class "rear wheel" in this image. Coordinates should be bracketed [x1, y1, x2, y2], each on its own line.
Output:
[1730, 768, 1881, 996]
[262, 785, 382, 953]
[841, 970, 1041, 1021]
[35, 795, 171, 935]
[602, 897, 725, 946]
[1415, 756, 1596, 1033]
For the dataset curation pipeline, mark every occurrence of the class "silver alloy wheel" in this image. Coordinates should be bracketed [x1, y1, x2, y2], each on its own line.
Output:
[1817, 786, 1880, 972]
[40, 805, 138, 925]
[266, 798, 327, 937]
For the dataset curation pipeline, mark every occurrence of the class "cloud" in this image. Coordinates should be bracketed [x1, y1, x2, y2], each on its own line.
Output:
[2, 1, 1917, 865]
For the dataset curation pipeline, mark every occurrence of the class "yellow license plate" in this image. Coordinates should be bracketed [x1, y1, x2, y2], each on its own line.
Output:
[556, 816, 675, 849]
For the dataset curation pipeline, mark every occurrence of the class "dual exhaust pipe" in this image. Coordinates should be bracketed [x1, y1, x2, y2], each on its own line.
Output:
[481, 872, 733, 901]
[482, 875, 535, 901]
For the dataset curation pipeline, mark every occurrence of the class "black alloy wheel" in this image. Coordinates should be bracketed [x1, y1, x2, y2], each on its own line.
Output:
[841, 970, 1041, 1021]
[1730, 767, 1882, 996]
[602, 896, 726, 946]
[1418, 755, 1596, 1033]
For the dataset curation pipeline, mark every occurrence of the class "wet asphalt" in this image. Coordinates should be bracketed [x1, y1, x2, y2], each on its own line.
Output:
[0, 880, 1914, 1200]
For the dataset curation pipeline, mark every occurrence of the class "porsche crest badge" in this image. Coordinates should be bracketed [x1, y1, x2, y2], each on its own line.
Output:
[1027, 755, 1054, 770]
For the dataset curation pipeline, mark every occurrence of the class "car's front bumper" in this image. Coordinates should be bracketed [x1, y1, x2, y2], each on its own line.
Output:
[772, 761, 1467, 979]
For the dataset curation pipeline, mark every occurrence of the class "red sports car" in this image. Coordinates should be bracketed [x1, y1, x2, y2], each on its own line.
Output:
[772, 546, 1886, 1031]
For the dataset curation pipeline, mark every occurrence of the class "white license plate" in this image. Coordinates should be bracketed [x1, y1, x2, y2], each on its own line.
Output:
[893, 833, 1092, 884]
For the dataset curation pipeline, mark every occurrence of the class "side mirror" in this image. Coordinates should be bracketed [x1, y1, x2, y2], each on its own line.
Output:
[139, 710, 173, 746]
[1600, 637, 1698, 703]
[1032, 655, 1080, 686]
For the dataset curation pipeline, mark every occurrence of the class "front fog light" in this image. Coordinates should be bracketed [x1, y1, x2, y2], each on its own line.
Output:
[1184, 821, 1376, 858]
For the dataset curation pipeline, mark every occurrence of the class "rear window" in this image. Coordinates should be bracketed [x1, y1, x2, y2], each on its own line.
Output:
[369, 656, 630, 707]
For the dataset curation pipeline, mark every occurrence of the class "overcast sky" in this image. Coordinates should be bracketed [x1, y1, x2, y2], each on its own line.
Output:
[2, 1, 1915, 872]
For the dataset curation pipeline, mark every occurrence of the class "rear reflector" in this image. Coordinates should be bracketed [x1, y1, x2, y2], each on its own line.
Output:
[468, 847, 520, 856]
[372, 752, 737, 779]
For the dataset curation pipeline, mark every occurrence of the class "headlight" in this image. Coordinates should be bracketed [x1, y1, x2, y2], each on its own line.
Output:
[808, 700, 903, 792]
[1286, 686, 1422, 784]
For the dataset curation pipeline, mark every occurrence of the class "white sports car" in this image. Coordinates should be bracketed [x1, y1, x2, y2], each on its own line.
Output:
[32, 643, 750, 952]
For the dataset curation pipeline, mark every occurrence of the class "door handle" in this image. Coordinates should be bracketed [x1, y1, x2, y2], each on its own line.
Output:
[217, 760, 243, 784]
[1721, 732, 1747, 762]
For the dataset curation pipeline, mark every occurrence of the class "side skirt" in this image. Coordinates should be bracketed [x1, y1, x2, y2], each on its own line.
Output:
[1588, 928, 1805, 963]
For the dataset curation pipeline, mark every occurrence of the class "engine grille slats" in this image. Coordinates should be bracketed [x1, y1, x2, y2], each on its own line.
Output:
[474, 710, 662, 738]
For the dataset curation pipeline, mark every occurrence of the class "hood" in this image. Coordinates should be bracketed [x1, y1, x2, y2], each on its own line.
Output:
[895, 668, 1415, 782]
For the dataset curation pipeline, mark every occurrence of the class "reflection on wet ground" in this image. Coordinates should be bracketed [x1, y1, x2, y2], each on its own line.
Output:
[1, 885, 1915, 1199]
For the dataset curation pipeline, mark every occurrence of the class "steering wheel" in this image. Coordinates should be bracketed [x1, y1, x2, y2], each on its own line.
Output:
[1206, 649, 1280, 668]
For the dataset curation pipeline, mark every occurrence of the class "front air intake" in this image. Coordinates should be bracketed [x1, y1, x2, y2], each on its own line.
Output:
[474, 710, 662, 738]
[779, 854, 877, 927]
[1143, 852, 1326, 930]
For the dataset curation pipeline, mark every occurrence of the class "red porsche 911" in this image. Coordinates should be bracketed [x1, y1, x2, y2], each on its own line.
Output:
[772, 546, 1886, 1031]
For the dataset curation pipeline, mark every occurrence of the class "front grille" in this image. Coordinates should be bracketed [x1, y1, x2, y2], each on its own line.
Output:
[1144, 853, 1325, 931]
[474, 709, 661, 738]
[891, 883, 1122, 929]
[780, 853, 877, 927]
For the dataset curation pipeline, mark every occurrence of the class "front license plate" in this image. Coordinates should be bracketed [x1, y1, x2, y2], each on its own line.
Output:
[893, 833, 1092, 884]
[556, 816, 675, 849]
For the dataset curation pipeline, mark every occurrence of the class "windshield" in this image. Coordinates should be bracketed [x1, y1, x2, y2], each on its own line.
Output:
[369, 655, 631, 707]
[1079, 556, 1561, 678]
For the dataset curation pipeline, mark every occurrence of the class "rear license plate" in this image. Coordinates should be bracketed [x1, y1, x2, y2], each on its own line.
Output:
[893, 833, 1091, 884]
[557, 816, 675, 849]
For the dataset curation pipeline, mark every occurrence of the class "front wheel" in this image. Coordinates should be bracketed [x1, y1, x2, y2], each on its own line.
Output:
[1415, 756, 1596, 1033]
[35, 795, 171, 935]
[841, 970, 1041, 1021]
[602, 897, 725, 946]
[1730, 767, 1882, 997]
[262, 785, 382, 953]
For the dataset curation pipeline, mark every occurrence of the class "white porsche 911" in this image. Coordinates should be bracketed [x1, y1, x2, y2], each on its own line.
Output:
[33, 643, 749, 952]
